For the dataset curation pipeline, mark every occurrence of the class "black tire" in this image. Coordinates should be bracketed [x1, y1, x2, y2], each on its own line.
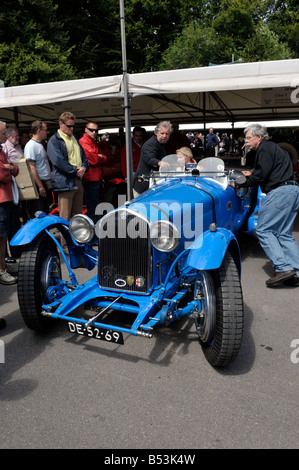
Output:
[194, 252, 244, 367]
[17, 233, 62, 331]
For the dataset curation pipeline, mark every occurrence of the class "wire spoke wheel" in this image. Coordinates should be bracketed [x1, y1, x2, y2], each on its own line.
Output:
[194, 270, 216, 344]
[17, 233, 62, 331]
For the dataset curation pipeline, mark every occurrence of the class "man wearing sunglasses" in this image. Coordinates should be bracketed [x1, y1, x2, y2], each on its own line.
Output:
[47, 112, 89, 251]
[79, 122, 107, 223]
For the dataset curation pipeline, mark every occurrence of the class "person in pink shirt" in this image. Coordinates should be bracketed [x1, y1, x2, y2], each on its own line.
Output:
[2, 127, 24, 259]
[2, 126, 23, 163]
[0, 122, 19, 287]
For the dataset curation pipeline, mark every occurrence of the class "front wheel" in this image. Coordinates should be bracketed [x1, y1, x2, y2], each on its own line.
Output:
[17, 233, 62, 331]
[194, 252, 244, 367]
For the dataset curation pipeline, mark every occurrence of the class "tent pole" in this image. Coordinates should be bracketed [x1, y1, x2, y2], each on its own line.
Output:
[120, 0, 133, 201]
[203, 92, 206, 154]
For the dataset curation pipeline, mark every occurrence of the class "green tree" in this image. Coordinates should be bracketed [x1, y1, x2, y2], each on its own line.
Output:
[124, 0, 207, 72]
[211, 0, 256, 50]
[55, 0, 122, 78]
[264, 0, 299, 56]
[159, 24, 220, 70]
[55, 0, 208, 76]
[0, 0, 77, 86]
[160, 0, 293, 70]
[240, 22, 292, 61]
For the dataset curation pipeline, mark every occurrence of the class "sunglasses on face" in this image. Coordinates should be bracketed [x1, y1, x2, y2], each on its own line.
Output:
[87, 128, 98, 133]
[65, 124, 74, 128]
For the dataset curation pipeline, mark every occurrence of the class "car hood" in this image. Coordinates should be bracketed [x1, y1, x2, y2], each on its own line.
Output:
[126, 177, 223, 226]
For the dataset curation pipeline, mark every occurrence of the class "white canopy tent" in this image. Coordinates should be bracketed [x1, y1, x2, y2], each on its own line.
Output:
[127, 59, 299, 127]
[0, 59, 298, 130]
[0, 74, 123, 107]
[129, 59, 299, 94]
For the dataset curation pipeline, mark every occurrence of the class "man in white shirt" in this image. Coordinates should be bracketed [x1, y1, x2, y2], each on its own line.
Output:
[24, 121, 52, 218]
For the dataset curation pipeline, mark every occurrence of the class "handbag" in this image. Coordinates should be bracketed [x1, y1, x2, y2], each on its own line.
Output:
[11, 176, 19, 205]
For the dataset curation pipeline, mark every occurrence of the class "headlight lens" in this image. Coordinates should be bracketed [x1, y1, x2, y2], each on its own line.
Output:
[69, 214, 95, 243]
[150, 221, 180, 252]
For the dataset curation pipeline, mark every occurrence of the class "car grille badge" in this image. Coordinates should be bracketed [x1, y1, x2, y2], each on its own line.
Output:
[135, 276, 145, 288]
[126, 276, 134, 287]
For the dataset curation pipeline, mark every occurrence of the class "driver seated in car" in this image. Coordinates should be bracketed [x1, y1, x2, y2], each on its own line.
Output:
[176, 147, 196, 169]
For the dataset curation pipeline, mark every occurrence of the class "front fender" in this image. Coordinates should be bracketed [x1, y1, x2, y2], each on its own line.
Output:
[187, 228, 241, 275]
[10, 214, 69, 246]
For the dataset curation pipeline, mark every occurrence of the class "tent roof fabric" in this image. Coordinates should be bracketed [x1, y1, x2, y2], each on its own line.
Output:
[0, 59, 298, 129]
[0, 75, 123, 108]
[128, 59, 299, 95]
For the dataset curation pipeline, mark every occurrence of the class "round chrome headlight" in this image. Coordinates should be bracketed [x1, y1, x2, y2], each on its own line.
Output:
[69, 214, 95, 243]
[150, 220, 180, 252]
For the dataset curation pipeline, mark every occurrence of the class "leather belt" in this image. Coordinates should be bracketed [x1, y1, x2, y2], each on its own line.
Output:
[277, 180, 298, 187]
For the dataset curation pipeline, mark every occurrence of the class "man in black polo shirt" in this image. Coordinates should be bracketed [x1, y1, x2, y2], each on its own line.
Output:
[237, 123, 299, 287]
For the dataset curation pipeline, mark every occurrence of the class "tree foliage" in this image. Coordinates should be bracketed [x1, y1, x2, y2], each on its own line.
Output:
[160, 0, 294, 70]
[0, 0, 77, 85]
[0, 0, 297, 86]
[55, 0, 122, 77]
[123, 0, 207, 72]
[264, 0, 299, 54]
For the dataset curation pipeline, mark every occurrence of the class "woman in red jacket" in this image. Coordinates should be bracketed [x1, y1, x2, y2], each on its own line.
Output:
[0, 122, 19, 285]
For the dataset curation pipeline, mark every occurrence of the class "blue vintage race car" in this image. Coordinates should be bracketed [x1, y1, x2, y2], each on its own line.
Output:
[11, 157, 262, 367]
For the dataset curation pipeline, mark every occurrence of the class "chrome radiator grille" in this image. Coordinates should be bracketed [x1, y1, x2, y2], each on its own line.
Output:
[98, 210, 151, 293]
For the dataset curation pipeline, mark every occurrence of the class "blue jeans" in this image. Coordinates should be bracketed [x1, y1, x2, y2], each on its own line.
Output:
[256, 185, 299, 275]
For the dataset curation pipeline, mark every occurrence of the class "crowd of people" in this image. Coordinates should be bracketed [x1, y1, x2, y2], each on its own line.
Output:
[0, 116, 299, 330]
[186, 127, 241, 158]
